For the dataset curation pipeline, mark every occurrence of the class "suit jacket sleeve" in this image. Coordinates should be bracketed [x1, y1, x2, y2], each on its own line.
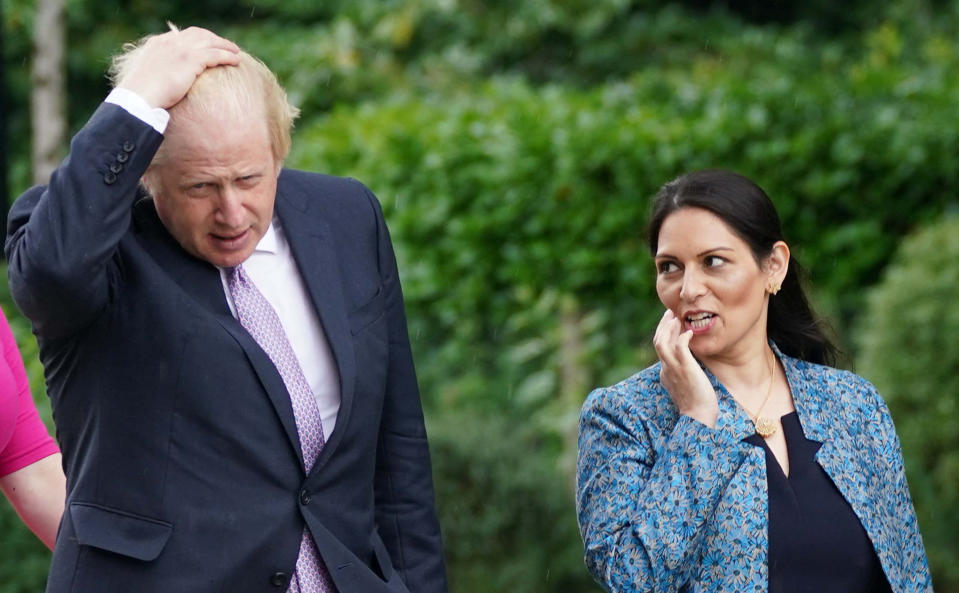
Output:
[362, 186, 448, 593]
[5, 104, 163, 340]
[576, 381, 752, 593]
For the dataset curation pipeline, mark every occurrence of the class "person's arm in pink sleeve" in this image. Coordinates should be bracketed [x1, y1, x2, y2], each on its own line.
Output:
[0, 309, 65, 549]
[1, 453, 65, 549]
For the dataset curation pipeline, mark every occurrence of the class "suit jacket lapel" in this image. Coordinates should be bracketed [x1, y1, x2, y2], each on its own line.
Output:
[132, 197, 232, 316]
[274, 179, 356, 473]
[132, 198, 305, 461]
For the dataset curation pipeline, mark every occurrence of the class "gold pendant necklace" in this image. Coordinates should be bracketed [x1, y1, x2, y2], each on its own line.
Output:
[754, 415, 777, 438]
[743, 350, 778, 438]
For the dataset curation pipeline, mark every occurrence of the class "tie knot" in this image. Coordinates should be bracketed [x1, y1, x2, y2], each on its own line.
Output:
[226, 265, 248, 287]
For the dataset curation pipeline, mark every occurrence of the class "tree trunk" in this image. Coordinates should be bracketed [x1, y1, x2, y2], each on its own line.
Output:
[31, 0, 66, 185]
[557, 295, 587, 478]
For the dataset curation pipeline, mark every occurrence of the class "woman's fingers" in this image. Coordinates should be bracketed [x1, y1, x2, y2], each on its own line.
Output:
[654, 309, 718, 427]
[654, 310, 680, 360]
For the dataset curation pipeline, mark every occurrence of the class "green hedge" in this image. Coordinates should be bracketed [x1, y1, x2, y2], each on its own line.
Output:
[286, 29, 959, 589]
[429, 411, 596, 592]
[289, 30, 959, 406]
[858, 216, 959, 591]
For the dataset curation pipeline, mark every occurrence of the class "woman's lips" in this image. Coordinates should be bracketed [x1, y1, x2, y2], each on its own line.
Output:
[684, 311, 717, 334]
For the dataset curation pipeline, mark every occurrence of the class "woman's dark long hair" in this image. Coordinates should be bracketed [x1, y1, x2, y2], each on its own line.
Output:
[646, 170, 838, 367]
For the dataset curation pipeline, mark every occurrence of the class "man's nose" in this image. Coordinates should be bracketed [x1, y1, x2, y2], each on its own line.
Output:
[215, 187, 245, 227]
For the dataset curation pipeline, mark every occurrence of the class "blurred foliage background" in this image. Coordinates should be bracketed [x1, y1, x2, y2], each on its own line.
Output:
[3, 0, 958, 591]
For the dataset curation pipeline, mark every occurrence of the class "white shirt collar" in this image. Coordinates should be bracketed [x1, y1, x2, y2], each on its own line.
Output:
[253, 221, 279, 255]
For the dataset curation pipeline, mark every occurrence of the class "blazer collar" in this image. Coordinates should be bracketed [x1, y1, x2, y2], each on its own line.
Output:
[132, 194, 350, 472]
[273, 175, 355, 474]
[782, 351, 889, 570]
[699, 341, 830, 442]
[778, 346, 832, 444]
[131, 196, 232, 316]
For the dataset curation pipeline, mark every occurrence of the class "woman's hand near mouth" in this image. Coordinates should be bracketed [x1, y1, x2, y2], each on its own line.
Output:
[653, 309, 719, 428]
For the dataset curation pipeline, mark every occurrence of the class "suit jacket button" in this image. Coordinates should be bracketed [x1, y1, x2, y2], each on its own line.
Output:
[299, 489, 312, 505]
[104, 172, 117, 185]
[269, 572, 288, 587]
[122, 140, 135, 152]
[110, 163, 123, 174]
[116, 152, 129, 163]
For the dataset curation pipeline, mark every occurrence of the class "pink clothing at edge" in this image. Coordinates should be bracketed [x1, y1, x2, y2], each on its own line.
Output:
[0, 307, 58, 477]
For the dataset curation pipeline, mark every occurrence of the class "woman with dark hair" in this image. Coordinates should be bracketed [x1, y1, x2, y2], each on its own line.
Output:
[576, 170, 932, 592]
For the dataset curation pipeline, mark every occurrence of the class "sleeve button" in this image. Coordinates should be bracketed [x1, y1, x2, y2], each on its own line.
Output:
[110, 163, 123, 174]
[122, 140, 135, 152]
[104, 172, 118, 185]
[116, 152, 129, 163]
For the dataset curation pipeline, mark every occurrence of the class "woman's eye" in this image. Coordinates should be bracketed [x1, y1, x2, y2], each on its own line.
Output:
[657, 261, 679, 274]
[704, 255, 725, 267]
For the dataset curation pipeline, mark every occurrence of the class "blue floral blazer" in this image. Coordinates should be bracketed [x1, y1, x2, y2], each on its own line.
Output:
[576, 345, 933, 592]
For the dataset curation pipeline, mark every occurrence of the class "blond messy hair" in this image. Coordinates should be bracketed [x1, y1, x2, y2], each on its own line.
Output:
[109, 24, 299, 168]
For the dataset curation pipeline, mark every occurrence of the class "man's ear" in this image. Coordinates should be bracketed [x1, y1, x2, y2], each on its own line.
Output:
[140, 169, 158, 198]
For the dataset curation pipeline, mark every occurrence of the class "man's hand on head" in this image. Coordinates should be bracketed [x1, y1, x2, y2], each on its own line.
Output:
[116, 27, 240, 110]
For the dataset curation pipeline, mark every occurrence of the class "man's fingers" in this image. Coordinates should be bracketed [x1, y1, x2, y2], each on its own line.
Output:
[200, 48, 241, 70]
[179, 27, 241, 59]
[117, 27, 243, 109]
[165, 28, 239, 69]
[178, 26, 239, 49]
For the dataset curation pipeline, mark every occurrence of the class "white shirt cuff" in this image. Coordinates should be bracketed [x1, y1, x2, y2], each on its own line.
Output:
[105, 88, 170, 134]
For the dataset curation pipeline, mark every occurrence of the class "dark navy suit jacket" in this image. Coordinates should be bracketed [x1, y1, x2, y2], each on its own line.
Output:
[5, 103, 447, 593]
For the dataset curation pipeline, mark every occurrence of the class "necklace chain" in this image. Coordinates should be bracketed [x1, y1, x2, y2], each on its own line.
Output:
[739, 350, 778, 438]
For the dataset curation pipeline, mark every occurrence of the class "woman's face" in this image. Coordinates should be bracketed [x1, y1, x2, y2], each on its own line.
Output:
[654, 207, 778, 363]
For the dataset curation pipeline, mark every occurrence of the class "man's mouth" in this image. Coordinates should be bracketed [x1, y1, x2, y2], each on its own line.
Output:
[211, 229, 249, 248]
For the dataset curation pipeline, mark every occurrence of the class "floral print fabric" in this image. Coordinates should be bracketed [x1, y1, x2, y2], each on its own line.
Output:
[576, 345, 933, 593]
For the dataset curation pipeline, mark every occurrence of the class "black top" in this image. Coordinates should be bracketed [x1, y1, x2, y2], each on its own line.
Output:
[745, 412, 892, 593]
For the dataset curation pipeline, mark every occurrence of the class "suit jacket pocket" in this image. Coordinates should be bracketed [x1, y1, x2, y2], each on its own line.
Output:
[70, 501, 173, 561]
[349, 284, 385, 336]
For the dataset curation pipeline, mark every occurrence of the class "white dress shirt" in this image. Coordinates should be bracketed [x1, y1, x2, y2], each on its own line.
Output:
[219, 222, 340, 441]
[106, 88, 170, 133]
[105, 88, 341, 441]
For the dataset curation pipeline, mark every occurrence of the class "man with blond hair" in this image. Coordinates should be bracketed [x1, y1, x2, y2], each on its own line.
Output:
[6, 27, 447, 593]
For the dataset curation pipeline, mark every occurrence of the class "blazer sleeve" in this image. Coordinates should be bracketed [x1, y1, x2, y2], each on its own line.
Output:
[362, 186, 448, 593]
[576, 383, 752, 593]
[862, 383, 934, 592]
[5, 103, 163, 340]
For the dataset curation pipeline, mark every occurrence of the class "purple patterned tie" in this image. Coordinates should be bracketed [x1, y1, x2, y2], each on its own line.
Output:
[227, 265, 335, 593]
